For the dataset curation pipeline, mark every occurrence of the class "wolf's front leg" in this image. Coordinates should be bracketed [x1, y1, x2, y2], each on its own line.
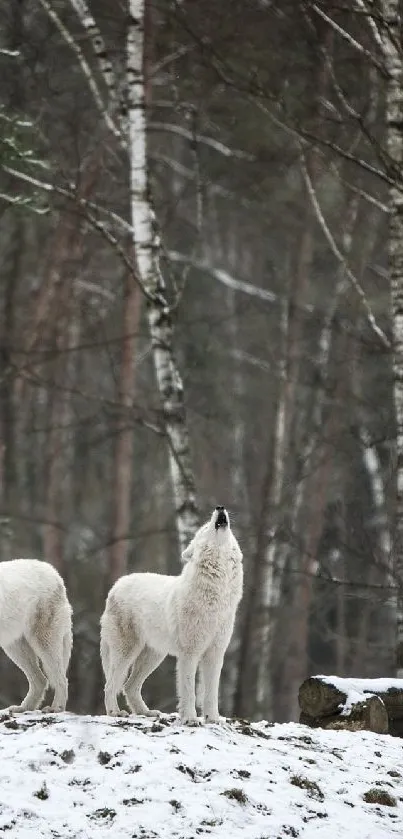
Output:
[200, 646, 225, 724]
[177, 654, 200, 725]
[201, 626, 232, 724]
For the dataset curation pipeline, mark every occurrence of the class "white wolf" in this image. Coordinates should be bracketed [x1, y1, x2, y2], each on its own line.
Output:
[100, 506, 243, 724]
[0, 559, 72, 713]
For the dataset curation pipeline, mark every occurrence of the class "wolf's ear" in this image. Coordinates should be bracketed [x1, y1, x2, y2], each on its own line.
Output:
[182, 520, 210, 564]
[181, 545, 193, 563]
[181, 531, 199, 563]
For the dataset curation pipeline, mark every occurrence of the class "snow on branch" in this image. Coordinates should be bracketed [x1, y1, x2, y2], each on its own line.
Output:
[152, 152, 257, 206]
[3, 164, 151, 301]
[149, 122, 254, 160]
[0, 191, 48, 213]
[167, 250, 279, 305]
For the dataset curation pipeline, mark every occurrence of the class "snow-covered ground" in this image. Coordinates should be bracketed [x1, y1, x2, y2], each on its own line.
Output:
[0, 712, 402, 838]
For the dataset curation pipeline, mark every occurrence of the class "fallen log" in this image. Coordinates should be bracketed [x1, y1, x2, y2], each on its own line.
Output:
[299, 694, 389, 735]
[299, 676, 403, 720]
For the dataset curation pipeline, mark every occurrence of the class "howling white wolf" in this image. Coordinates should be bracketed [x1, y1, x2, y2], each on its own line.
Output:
[0, 559, 72, 713]
[100, 507, 243, 724]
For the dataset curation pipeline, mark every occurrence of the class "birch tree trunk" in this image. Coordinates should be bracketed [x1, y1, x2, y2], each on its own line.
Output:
[360, 428, 391, 571]
[36, 157, 101, 569]
[220, 220, 251, 716]
[0, 220, 21, 562]
[45, 0, 199, 554]
[380, 0, 403, 676]
[235, 26, 340, 720]
[235, 183, 320, 720]
[235, 279, 291, 720]
[353, 361, 394, 674]
[279, 195, 359, 720]
[109, 275, 141, 584]
[127, 1, 199, 551]
[253, 296, 290, 717]
[109, 0, 152, 585]
[0, 0, 24, 558]
[43, 293, 79, 573]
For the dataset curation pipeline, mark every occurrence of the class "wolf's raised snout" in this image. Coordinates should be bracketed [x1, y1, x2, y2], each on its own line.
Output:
[215, 506, 228, 529]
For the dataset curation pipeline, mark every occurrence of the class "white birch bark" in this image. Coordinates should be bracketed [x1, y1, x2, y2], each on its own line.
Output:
[38, 0, 120, 141]
[359, 427, 392, 567]
[380, 0, 403, 677]
[127, 1, 198, 551]
[69, 0, 117, 101]
[50, 0, 200, 552]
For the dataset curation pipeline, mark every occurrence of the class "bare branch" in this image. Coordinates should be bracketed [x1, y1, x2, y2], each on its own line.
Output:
[354, 0, 385, 53]
[3, 165, 152, 301]
[300, 153, 390, 349]
[152, 44, 195, 76]
[37, 0, 121, 142]
[298, 126, 394, 185]
[4, 163, 132, 230]
[311, 2, 387, 77]
[331, 168, 389, 213]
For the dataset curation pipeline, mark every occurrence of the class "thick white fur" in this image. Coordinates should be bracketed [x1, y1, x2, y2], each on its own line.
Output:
[0, 559, 72, 713]
[100, 508, 243, 724]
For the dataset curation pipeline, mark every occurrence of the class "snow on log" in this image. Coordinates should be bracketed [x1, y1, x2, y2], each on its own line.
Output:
[299, 675, 403, 721]
[299, 694, 389, 735]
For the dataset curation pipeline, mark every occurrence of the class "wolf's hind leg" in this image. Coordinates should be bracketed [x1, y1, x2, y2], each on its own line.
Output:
[101, 617, 141, 716]
[124, 646, 164, 715]
[3, 637, 47, 713]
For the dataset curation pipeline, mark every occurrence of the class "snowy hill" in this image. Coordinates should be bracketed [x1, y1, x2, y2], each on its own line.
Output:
[0, 713, 402, 838]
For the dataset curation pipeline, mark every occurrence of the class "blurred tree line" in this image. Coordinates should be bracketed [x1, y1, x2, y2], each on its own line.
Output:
[0, 0, 399, 722]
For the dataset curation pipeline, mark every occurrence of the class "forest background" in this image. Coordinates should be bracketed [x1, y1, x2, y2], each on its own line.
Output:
[0, 0, 400, 723]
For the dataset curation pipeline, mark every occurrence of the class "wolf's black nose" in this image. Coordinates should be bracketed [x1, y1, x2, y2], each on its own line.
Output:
[215, 505, 224, 511]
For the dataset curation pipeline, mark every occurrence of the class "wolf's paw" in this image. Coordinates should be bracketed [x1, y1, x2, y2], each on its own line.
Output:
[182, 716, 202, 727]
[107, 708, 130, 718]
[127, 705, 161, 717]
[204, 714, 225, 725]
[41, 705, 65, 714]
[2, 705, 32, 715]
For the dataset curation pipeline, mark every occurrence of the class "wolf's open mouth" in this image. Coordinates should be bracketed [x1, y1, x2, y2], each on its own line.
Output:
[215, 512, 228, 529]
